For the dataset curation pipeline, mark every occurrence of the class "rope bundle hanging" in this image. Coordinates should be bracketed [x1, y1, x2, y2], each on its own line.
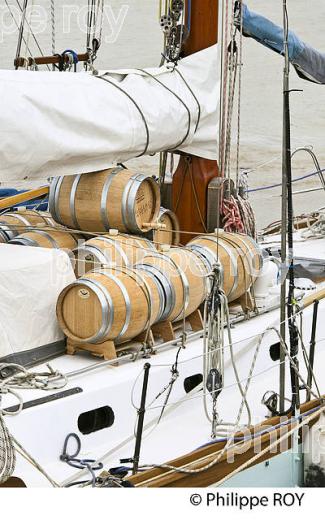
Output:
[221, 195, 245, 233]
[218, 1, 257, 237]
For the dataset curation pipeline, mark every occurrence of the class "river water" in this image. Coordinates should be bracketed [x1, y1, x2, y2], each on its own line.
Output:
[0, 0, 324, 227]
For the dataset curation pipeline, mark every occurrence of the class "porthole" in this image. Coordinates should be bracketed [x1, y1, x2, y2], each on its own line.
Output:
[78, 406, 115, 435]
[269, 342, 281, 362]
[184, 373, 203, 394]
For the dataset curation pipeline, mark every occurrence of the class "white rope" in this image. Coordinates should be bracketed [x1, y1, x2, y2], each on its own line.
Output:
[301, 212, 325, 240]
[140, 359, 324, 477]
[139, 329, 325, 414]
[0, 363, 67, 485]
[0, 412, 16, 484]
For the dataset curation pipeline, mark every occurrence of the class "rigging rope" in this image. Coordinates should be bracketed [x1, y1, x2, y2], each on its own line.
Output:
[218, 1, 257, 237]
[86, 0, 104, 68]
[50, 0, 55, 61]
[139, 323, 322, 476]
[15, 0, 28, 67]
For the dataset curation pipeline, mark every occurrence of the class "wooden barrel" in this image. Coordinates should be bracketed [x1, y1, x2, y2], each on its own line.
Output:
[57, 267, 165, 345]
[0, 209, 55, 240]
[146, 208, 180, 247]
[10, 229, 81, 251]
[165, 247, 209, 318]
[74, 233, 157, 276]
[188, 231, 263, 302]
[0, 224, 14, 243]
[49, 167, 161, 233]
[136, 249, 208, 322]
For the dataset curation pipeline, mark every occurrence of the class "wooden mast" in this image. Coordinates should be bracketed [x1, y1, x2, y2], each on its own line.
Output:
[172, 0, 219, 244]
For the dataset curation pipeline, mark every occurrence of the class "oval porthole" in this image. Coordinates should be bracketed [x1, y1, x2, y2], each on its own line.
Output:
[184, 374, 203, 394]
[269, 342, 281, 362]
[78, 406, 115, 435]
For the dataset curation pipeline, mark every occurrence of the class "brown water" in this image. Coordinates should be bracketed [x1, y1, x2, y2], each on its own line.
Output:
[0, 0, 324, 228]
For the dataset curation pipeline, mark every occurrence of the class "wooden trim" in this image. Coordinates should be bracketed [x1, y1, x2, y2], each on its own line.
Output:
[183, 0, 219, 55]
[302, 287, 325, 309]
[14, 53, 90, 68]
[129, 396, 324, 487]
[0, 186, 49, 211]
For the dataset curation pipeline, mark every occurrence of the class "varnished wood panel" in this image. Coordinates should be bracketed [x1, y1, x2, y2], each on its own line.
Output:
[172, 2, 220, 242]
[183, 0, 219, 56]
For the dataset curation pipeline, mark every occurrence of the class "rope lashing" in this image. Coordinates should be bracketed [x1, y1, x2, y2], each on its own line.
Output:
[62, 50, 79, 66]
[53, 50, 79, 72]
[97, 63, 201, 157]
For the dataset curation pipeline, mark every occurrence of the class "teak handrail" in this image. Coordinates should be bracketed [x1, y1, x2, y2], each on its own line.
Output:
[14, 53, 90, 68]
[0, 186, 49, 211]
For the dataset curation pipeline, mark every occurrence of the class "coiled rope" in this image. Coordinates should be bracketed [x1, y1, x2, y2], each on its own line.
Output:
[0, 363, 67, 485]
[0, 412, 16, 484]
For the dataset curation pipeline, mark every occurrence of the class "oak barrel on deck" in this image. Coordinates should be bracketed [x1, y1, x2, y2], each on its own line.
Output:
[136, 249, 208, 322]
[10, 229, 80, 251]
[74, 233, 157, 276]
[146, 208, 180, 247]
[165, 247, 209, 319]
[49, 167, 161, 234]
[0, 210, 55, 241]
[0, 224, 14, 243]
[57, 267, 166, 345]
[188, 231, 263, 302]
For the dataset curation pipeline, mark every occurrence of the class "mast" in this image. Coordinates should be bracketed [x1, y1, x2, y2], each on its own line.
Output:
[182, 0, 219, 55]
[280, 1, 299, 414]
[172, 0, 219, 244]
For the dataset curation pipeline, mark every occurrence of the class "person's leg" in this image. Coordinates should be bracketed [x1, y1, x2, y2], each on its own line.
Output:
[235, 3, 325, 84]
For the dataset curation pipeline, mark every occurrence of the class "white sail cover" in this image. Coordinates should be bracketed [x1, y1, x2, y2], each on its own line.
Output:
[0, 245, 75, 359]
[0, 45, 218, 183]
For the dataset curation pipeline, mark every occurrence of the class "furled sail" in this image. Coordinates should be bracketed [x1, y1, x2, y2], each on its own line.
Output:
[0, 45, 218, 183]
[239, 4, 325, 85]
